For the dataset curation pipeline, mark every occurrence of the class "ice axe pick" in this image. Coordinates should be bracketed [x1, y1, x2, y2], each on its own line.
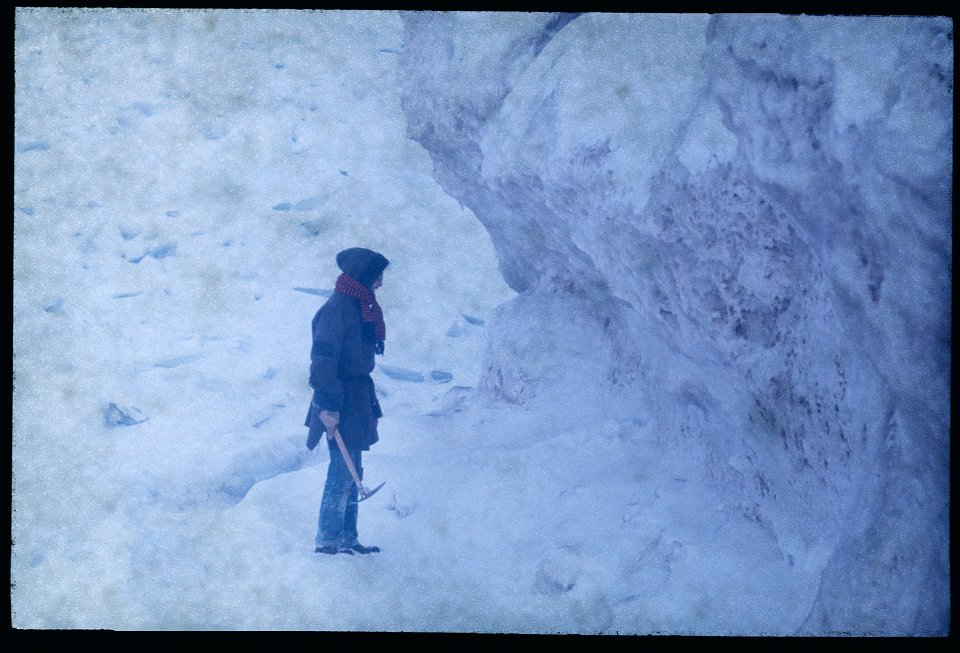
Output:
[331, 427, 385, 502]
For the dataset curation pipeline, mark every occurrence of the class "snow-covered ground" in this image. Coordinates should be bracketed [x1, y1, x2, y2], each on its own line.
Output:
[12, 9, 950, 634]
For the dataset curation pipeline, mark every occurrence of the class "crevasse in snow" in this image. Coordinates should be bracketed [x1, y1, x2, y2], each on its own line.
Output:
[397, 12, 951, 635]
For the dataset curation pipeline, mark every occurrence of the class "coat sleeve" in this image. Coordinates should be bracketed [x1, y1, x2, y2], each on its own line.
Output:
[308, 302, 345, 412]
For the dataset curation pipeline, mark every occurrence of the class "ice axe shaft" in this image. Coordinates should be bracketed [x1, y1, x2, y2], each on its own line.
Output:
[331, 427, 384, 502]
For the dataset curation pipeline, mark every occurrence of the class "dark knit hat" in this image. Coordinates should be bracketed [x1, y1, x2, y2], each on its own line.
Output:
[336, 247, 390, 289]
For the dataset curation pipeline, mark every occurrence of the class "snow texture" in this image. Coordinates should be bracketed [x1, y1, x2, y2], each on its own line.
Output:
[398, 12, 951, 635]
[13, 9, 950, 635]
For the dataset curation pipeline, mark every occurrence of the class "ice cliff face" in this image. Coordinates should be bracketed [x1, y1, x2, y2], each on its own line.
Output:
[398, 13, 951, 634]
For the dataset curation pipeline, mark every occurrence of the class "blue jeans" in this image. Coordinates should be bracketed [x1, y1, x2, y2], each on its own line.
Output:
[316, 445, 362, 548]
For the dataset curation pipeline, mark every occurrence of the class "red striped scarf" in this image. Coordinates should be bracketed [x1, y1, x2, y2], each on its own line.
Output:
[335, 273, 386, 353]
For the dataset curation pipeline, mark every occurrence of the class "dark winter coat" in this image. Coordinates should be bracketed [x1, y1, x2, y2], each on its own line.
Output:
[304, 291, 383, 452]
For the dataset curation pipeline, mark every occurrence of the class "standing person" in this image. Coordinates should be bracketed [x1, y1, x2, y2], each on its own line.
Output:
[305, 247, 389, 555]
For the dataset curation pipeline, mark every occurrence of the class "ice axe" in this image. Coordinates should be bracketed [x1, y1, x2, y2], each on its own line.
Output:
[330, 427, 385, 502]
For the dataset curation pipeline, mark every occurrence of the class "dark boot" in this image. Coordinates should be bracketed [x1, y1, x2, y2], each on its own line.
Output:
[315, 546, 354, 555]
[348, 543, 380, 554]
